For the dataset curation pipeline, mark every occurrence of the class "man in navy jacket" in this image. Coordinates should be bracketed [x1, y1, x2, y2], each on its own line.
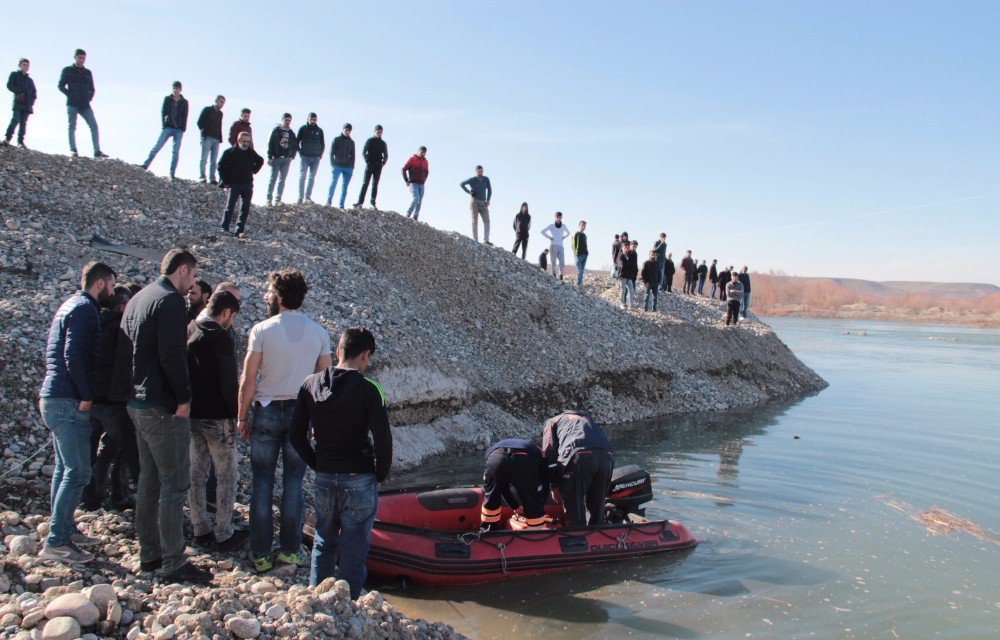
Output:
[4, 58, 36, 147]
[141, 81, 188, 180]
[57, 49, 107, 157]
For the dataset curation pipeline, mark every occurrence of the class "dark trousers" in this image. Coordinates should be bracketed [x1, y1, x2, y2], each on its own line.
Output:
[558, 450, 613, 526]
[356, 163, 383, 205]
[81, 403, 140, 508]
[482, 450, 546, 520]
[512, 234, 529, 259]
[222, 183, 253, 233]
[663, 273, 673, 292]
[4, 110, 29, 144]
[726, 300, 741, 325]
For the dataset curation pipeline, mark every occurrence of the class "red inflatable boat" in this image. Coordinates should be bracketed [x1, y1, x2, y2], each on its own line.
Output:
[367, 465, 698, 585]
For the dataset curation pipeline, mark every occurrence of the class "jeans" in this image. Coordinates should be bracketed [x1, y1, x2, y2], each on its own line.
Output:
[200, 137, 221, 181]
[550, 245, 565, 277]
[512, 234, 529, 259]
[742, 291, 751, 318]
[407, 183, 425, 219]
[82, 403, 139, 508]
[327, 166, 353, 207]
[250, 401, 306, 557]
[40, 397, 92, 548]
[470, 199, 490, 242]
[143, 127, 183, 177]
[643, 285, 658, 311]
[67, 106, 100, 154]
[128, 405, 191, 573]
[5, 109, 29, 144]
[575, 254, 588, 286]
[267, 156, 292, 202]
[710, 282, 717, 299]
[309, 472, 378, 599]
[298, 155, 321, 201]
[697, 277, 706, 295]
[189, 419, 238, 542]
[222, 183, 253, 233]
[356, 163, 383, 205]
[620, 279, 636, 307]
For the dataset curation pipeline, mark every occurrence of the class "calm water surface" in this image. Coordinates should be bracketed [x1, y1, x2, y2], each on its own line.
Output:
[380, 318, 1000, 639]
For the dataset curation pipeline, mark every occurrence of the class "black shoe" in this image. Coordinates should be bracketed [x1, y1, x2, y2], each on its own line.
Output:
[162, 561, 213, 585]
[215, 529, 249, 553]
[0, 140, 9, 147]
[140, 558, 163, 572]
[18, 142, 27, 149]
[94, 151, 109, 159]
[352, 202, 362, 208]
[210, 179, 218, 185]
[193, 532, 215, 547]
[70, 150, 79, 157]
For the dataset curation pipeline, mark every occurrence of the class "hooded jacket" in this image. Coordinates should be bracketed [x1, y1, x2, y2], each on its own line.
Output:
[296, 123, 325, 158]
[401, 154, 429, 184]
[289, 368, 393, 481]
[7, 71, 37, 113]
[330, 134, 355, 167]
[93, 308, 124, 404]
[186, 318, 238, 420]
[58, 64, 95, 109]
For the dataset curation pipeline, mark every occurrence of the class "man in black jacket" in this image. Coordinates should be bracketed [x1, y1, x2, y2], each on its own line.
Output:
[296, 113, 325, 204]
[218, 132, 264, 237]
[680, 251, 695, 294]
[290, 327, 392, 599]
[266, 113, 296, 206]
[512, 202, 531, 259]
[326, 123, 355, 208]
[616, 241, 638, 309]
[187, 291, 247, 553]
[697, 260, 708, 295]
[354, 125, 387, 209]
[662, 251, 675, 292]
[4, 58, 36, 147]
[113, 249, 211, 583]
[58, 49, 107, 158]
[197, 95, 225, 184]
[717, 265, 731, 301]
[739, 266, 752, 318]
[140, 81, 188, 180]
[541, 410, 614, 526]
[709, 259, 719, 298]
[641, 250, 660, 311]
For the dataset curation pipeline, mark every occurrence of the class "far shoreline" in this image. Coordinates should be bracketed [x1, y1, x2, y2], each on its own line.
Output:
[759, 310, 1000, 330]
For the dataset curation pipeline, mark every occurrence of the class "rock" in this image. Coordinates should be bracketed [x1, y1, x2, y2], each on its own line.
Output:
[333, 580, 351, 599]
[153, 623, 176, 640]
[40, 617, 79, 640]
[248, 582, 275, 596]
[8, 535, 37, 557]
[357, 590, 383, 611]
[264, 604, 284, 619]
[45, 593, 99, 627]
[225, 616, 261, 639]
[106, 603, 122, 626]
[81, 584, 116, 612]
[21, 608, 46, 628]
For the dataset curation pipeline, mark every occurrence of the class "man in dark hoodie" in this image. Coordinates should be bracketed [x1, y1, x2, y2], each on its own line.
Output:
[709, 259, 719, 298]
[680, 250, 695, 294]
[326, 123, 355, 208]
[4, 58, 36, 147]
[266, 113, 297, 206]
[296, 112, 325, 204]
[541, 410, 614, 526]
[641, 250, 660, 312]
[696, 260, 708, 295]
[512, 203, 531, 259]
[197, 95, 225, 184]
[652, 233, 667, 290]
[662, 251, 675, 293]
[187, 291, 248, 553]
[739, 266, 752, 318]
[355, 125, 388, 209]
[58, 49, 107, 158]
[218, 131, 264, 237]
[140, 81, 188, 180]
[290, 327, 391, 599]
[616, 240, 638, 309]
[717, 265, 731, 301]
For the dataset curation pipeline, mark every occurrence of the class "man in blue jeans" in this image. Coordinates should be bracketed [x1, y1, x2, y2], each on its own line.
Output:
[572, 220, 588, 286]
[237, 269, 332, 573]
[290, 327, 392, 599]
[326, 123, 355, 208]
[57, 49, 107, 158]
[266, 113, 297, 206]
[38, 261, 117, 564]
[141, 81, 188, 180]
[296, 112, 325, 204]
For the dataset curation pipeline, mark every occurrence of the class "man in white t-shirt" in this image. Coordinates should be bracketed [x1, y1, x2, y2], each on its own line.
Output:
[236, 269, 331, 573]
[541, 211, 571, 281]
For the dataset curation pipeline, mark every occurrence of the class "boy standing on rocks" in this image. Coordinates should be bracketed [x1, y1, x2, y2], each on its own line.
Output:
[401, 146, 429, 220]
[218, 131, 264, 237]
[237, 270, 332, 574]
[662, 251, 675, 293]
[512, 203, 531, 259]
[266, 113, 297, 206]
[641, 250, 661, 311]
[572, 220, 589, 286]
[460, 165, 492, 245]
[326, 123, 355, 208]
[58, 49, 107, 158]
[725, 272, 744, 326]
[38, 261, 117, 564]
[355, 125, 388, 209]
[140, 81, 188, 180]
[616, 241, 638, 308]
[4, 58, 36, 148]
[541, 212, 571, 280]
[196, 95, 225, 184]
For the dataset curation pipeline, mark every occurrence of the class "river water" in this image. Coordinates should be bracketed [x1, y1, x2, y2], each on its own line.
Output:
[380, 318, 1000, 639]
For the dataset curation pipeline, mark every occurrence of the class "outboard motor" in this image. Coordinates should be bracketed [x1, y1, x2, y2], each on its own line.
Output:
[605, 464, 653, 523]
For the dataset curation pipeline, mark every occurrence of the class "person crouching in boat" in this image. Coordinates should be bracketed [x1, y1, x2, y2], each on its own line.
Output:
[542, 410, 614, 526]
[479, 438, 549, 531]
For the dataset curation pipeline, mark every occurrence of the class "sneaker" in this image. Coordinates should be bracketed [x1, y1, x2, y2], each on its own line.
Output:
[251, 556, 273, 573]
[325, 200, 332, 207]
[484, 241, 494, 247]
[199, 177, 207, 183]
[215, 529, 249, 553]
[70, 150, 79, 157]
[266, 200, 273, 207]
[235, 231, 246, 239]
[17, 142, 26, 149]
[71, 532, 100, 547]
[275, 198, 282, 205]
[139, 558, 162, 572]
[0, 140, 8, 147]
[276, 550, 308, 567]
[296, 199, 303, 205]
[39, 543, 94, 564]
[94, 151, 109, 159]
[352, 202, 362, 208]
[210, 179, 218, 185]
[162, 561, 213, 585]
[193, 532, 215, 548]
[370, 202, 378, 210]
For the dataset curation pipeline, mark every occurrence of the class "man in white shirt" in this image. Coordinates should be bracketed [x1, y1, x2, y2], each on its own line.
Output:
[237, 270, 331, 573]
[541, 211, 571, 281]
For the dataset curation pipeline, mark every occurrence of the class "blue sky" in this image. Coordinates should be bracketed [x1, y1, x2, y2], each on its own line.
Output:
[4, 1, 998, 284]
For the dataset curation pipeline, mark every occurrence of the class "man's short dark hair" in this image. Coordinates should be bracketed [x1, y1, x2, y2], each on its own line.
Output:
[216, 94, 225, 101]
[343, 123, 352, 130]
[215, 281, 239, 294]
[419, 145, 427, 152]
[283, 112, 292, 119]
[172, 81, 182, 88]
[81, 261, 116, 290]
[475, 165, 483, 170]
[268, 269, 307, 310]
[74, 49, 86, 57]
[195, 279, 212, 297]
[124, 282, 143, 296]
[241, 108, 251, 115]
[309, 112, 317, 118]
[338, 327, 376, 361]
[160, 248, 198, 276]
[207, 290, 241, 317]
[374, 124, 383, 131]
[555, 212, 563, 218]
[111, 284, 133, 309]
[19, 58, 29, 65]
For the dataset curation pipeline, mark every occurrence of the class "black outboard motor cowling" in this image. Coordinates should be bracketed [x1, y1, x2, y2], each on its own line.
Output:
[606, 464, 653, 518]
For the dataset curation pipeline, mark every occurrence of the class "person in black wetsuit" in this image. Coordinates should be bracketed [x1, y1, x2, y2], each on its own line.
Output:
[479, 438, 548, 531]
[541, 409, 614, 526]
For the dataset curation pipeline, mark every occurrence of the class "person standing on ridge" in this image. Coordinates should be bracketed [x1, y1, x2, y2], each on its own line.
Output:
[725, 272, 744, 325]
[290, 327, 392, 599]
[196, 95, 225, 184]
[140, 81, 188, 181]
[616, 240, 639, 308]
[355, 125, 388, 209]
[717, 265, 731, 301]
[612, 231, 629, 278]
[4, 58, 36, 148]
[538, 248, 548, 271]
[541, 409, 614, 527]
[296, 112, 325, 204]
[228, 108, 252, 147]
[680, 250, 695, 295]
[541, 212, 571, 280]
[401, 146, 429, 220]
[697, 260, 708, 295]
[266, 113, 296, 207]
[652, 233, 667, 291]
[739, 266, 752, 318]
[460, 165, 492, 245]
[512, 203, 531, 259]
[237, 269, 332, 574]
[641, 250, 661, 311]
[326, 123, 355, 208]
[709, 259, 719, 298]
[572, 220, 589, 286]
[58, 49, 107, 158]
[38, 261, 117, 564]
[662, 252, 675, 293]
[218, 131, 264, 237]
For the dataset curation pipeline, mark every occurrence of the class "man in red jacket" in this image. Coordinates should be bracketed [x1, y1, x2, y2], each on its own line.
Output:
[401, 146, 428, 220]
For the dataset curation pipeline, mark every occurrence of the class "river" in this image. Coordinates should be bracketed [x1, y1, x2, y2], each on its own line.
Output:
[379, 318, 1000, 639]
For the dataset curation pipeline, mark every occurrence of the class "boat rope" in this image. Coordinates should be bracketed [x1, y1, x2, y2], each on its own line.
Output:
[496, 542, 508, 575]
[616, 530, 629, 550]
